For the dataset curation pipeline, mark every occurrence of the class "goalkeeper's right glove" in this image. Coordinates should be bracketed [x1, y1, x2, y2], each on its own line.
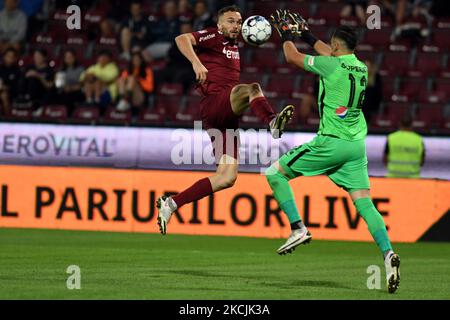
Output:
[270, 9, 295, 43]
[288, 12, 319, 47]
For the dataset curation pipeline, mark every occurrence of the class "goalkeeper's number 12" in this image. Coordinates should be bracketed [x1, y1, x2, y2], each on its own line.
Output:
[348, 73, 366, 110]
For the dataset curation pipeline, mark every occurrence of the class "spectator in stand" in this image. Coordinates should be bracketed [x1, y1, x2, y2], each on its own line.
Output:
[145, 0, 180, 60]
[55, 49, 85, 112]
[340, 1, 371, 25]
[0, 0, 44, 17]
[154, 22, 195, 95]
[0, 47, 21, 115]
[362, 59, 382, 125]
[298, 76, 319, 124]
[192, 0, 215, 31]
[21, 48, 55, 112]
[178, 0, 193, 24]
[120, 0, 153, 61]
[392, 0, 433, 45]
[80, 49, 119, 108]
[0, 0, 28, 53]
[116, 50, 154, 113]
[98, 18, 118, 46]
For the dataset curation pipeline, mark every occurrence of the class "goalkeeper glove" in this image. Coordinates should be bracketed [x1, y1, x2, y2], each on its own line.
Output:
[288, 11, 319, 47]
[270, 9, 295, 43]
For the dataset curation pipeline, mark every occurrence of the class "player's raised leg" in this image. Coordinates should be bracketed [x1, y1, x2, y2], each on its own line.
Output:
[230, 83, 295, 138]
[157, 155, 238, 235]
[265, 161, 311, 255]
[350, 189, 400, 293]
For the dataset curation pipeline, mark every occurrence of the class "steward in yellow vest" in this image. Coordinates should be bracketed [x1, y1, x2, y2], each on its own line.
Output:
[383, 116, 425, 178]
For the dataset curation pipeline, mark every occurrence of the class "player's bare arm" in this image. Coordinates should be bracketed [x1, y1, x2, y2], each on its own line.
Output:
[175, 33, 208, 84]
[282, 41, 307, 70]
[313, 40, 332, 56]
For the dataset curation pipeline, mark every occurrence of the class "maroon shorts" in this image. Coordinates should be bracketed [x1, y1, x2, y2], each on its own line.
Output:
[200, 86, 240, 163]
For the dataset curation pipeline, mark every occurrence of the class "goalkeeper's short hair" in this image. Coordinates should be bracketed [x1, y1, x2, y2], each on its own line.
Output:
[332, 26, 359, 51]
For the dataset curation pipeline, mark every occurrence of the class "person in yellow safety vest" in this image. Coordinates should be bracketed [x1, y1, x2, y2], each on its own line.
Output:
[383, 115, 426, 178]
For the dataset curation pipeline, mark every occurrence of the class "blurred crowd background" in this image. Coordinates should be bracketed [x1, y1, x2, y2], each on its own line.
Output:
[0, 0, 449, 135]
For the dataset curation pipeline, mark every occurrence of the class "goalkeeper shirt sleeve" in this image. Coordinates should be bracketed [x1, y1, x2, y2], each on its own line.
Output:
[303, 55, 339, 78]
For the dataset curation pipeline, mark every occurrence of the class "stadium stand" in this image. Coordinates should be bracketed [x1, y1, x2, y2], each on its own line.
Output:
[0, 0, 448, 135]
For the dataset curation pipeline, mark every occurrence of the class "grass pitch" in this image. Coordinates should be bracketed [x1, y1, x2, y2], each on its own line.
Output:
[0, 228, 449, 300]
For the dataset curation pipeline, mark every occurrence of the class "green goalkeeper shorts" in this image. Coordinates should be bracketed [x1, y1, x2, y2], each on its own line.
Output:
[278, 134, 370, 191]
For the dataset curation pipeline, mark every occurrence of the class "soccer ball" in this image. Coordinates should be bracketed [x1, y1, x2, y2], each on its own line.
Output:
[241, 15, 272, 46]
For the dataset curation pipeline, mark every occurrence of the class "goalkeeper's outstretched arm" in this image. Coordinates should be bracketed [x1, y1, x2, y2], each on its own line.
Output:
[313, 40, 332, 56]
[282, 41, 308, 70]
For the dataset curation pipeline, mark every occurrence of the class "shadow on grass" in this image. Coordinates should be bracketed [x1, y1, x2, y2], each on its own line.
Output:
[273, 279, 354, 291]
[159, 269, 360, 292]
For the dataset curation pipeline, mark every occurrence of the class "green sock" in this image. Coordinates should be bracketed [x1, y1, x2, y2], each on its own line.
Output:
[265, 166, 301, 224]
[354, 198, 393, 255]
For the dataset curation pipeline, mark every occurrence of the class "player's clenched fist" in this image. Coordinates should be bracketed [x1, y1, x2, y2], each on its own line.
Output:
[193, 61, 208, 84]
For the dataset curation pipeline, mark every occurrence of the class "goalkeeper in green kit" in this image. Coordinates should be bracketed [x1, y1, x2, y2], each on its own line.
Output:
[268, 10, 400, 293]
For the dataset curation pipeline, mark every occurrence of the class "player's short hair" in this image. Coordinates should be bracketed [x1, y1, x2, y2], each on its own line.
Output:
[400, 115, 413, 128]
[332, 26, 359, 51]
[130, 0, 142, 6]
[218, 5, 241, 17]
[34, 48, 48, 58]
[2, 47, 18, 57]
[98, 49, 113, 58]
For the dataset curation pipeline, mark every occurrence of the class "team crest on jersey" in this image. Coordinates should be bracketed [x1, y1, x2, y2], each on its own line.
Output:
[336, 106, 348, 119]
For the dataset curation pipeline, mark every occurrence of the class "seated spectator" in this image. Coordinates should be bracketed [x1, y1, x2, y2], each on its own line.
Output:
[120, 0, 153, 61]
[154, 22, 195, 95]
[362, 59, 382, 125]
[98, 18, 118, 46]
[145, 0, 180, 60]
[20, 48, 55, 111]
[340, 0, 369, 25]
[298, 76, 319, 124]
[392, 0, 433, 45]
[55, 49, 85, 111]
[192, 0, 215, 31]
[0, 0, 28, 53]
[116, 51, 154, 112]
[80, 49, 119, 108]
[0, 0, 44, 17]
[178, 0, 193, 23]
[0, 47, 21, 115]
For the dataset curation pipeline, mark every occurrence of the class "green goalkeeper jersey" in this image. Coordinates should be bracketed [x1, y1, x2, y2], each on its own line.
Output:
[304, 53, 368, 141]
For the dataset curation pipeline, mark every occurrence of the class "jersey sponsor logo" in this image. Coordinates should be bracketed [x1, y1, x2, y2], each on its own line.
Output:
[199, 33, 215, 42]
[222, 47, 240, 60]
[336, 106, 348, 119]
[198, 29, 207, 34]
[307, 56, 315, 66]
